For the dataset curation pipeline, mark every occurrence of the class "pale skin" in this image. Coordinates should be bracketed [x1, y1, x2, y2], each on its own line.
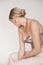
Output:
[10, 16, 43, 60]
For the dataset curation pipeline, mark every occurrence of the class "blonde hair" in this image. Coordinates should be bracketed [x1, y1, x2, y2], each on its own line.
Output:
[9, 7, 26, 19]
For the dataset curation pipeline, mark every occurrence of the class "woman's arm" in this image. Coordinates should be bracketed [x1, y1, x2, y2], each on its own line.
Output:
[23, 22, 41, 59]
[18, 28, 25, 60]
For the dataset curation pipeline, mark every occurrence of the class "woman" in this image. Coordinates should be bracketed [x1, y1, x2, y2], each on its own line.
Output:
[8, 7, 43, 65]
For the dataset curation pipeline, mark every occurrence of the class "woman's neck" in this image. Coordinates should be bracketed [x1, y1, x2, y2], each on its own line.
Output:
[25, 18, 31, 36]
[18, 17, 31, 34]
[18, 17, 26, 29]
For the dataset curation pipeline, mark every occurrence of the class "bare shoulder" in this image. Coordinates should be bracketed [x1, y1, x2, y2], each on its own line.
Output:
[29, 19, 43, 32]
[29, 19, 40, 32]
[30, 18, 40, 26]
[28, 18, 39, 24]
[28, 18, 39, 26]
[30, 18, 39, 22]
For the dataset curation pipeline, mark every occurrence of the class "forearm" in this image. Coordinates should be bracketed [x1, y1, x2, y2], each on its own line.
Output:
[23, 48, 41, 59]
[18, 43, 25, 59]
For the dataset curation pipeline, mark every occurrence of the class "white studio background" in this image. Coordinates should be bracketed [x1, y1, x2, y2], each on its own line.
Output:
[0, 0, 43, 65]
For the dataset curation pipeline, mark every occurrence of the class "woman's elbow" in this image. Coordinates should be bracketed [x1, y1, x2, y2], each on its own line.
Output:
[35, 48, 41, 54]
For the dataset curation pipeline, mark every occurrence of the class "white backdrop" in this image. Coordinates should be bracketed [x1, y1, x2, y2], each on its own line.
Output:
[0, 0, 43, 65]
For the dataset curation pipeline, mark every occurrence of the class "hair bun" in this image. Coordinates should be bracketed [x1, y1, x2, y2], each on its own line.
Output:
[21, 9, 26, 17]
